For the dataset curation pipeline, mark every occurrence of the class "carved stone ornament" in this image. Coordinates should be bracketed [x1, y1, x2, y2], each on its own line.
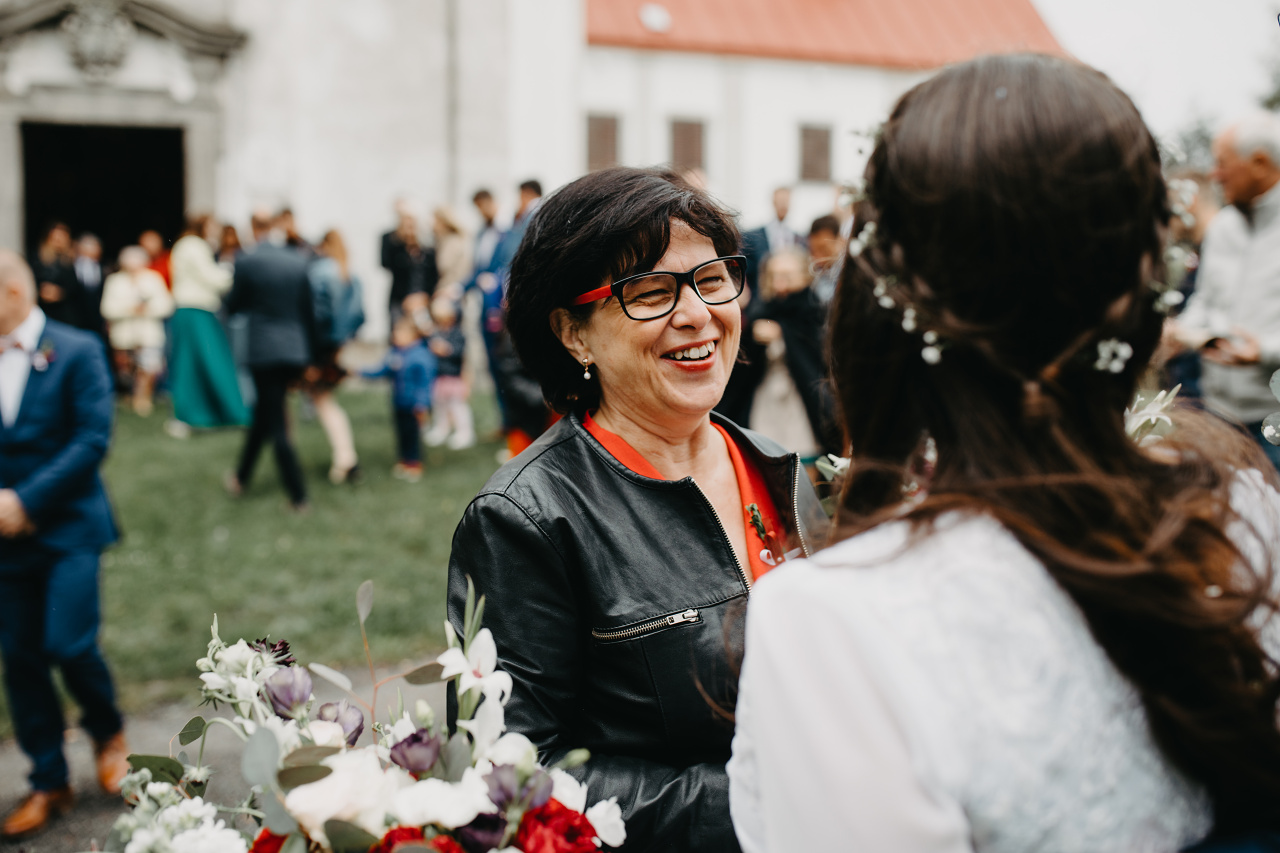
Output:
[61, 0, 135, 82]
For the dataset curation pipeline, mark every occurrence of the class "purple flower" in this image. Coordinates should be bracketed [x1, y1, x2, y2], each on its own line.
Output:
[524, 768, 553, 809]
[263, 667, 312, 719]
[484, 764, 519, 809]
[388, 728, 441, 774]
[456, 813, 506, 853]
[316, 700, 364, 746]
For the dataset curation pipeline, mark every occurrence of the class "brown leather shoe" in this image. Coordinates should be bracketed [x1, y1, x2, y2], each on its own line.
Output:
[2, 787, 74, 838]
[94, 732, 130, 795]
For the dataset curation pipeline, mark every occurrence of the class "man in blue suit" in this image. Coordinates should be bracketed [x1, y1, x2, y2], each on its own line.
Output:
[0, 250, 127, 837]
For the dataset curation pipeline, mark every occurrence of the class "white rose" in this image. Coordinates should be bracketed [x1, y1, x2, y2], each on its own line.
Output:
[585, 797, 626, 848]
[486, 732, 536, 770]
[390, 767, 496, 830]
[305, 720, 347, 749]
[199, 672, 230, 692]
[384, 712, 417, 748]
[216, 641, 259, 676]
[284, 749, 412, 846]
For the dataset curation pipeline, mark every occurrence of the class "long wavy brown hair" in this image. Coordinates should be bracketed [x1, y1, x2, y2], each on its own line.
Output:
[829, 53, 1280, 833]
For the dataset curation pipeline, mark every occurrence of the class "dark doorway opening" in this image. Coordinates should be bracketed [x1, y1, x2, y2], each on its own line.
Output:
[21, 122, 185, 263]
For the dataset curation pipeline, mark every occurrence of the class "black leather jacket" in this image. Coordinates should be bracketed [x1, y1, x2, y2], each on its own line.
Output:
[447, 413, 826, 852]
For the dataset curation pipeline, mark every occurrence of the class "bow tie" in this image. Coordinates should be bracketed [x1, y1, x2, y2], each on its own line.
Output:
[0, 336, 22, 355]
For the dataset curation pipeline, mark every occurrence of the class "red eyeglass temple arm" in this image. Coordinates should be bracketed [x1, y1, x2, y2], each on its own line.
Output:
[572, 284, 613, 305]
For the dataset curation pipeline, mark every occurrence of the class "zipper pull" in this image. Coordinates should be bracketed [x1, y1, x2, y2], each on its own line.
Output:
[667, 609, 700, 625]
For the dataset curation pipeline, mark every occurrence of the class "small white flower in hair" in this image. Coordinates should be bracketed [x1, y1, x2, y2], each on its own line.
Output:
[1094, 338, 1133, 374]
[921, 345, 942, 364]
[902, 307, 918, 332]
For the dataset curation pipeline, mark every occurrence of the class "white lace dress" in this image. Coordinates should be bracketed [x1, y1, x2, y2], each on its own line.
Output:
[727, 474, 1280, 853]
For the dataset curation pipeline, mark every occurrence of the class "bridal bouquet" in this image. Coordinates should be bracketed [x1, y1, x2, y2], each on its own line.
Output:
[104, 580, 625, 853]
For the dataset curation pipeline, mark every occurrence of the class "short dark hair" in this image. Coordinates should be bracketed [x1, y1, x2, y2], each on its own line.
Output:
[809, 214, 841, 238]
[506, 166, 740, 415]
[519, 179, 543, 197]
[472, 189, 493, 203]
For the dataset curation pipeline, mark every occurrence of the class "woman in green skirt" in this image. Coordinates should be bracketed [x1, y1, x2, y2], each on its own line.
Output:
[168, 214, 248, 433]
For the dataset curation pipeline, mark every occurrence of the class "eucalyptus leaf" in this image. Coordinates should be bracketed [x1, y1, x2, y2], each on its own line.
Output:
[551, 748, 591, 771]
[177, 750, 189, 766]
[308, 662, 352, 692]
[324, 820, 380, 853]
[1270, 368, 1280, 404]
[178, 715, 207, 746]
[282, 745, 341, 767]
[389, 847, 432, 853]
[182, 778, 208, 799]
[241, 727, 279, 788]
[442, 732, 471, 783]
[403, 662, 444, 685]
[279, 834, 308, 853]
[277, 765, 332, 789]
[463, 577, 476, 640]
[261, 791, 299, 836]
[104, 827, 125, 853]
[126, 754, 184, 784]
[356, 580, 374, 625]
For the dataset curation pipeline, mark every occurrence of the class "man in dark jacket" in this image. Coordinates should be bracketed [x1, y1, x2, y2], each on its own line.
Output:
[380, 202, 438, 327]
[0, 250, 127, 836]
[224, 214, 316, 510]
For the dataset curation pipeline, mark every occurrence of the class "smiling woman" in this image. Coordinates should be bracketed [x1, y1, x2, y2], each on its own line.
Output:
[446, 167, 826, 852]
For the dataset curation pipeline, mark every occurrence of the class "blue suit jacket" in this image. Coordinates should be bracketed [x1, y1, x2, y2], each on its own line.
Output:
[0, 318, 117, 565]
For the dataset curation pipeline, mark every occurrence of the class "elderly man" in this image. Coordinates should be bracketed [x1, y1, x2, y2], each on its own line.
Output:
[0, 250, 126, 836]
[1175, 112, 1280, 466]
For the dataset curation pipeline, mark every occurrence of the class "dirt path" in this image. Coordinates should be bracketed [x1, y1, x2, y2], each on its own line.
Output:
[0, 678, 448, 853]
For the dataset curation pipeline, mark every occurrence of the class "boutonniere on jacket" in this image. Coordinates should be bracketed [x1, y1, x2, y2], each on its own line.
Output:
[30, 340, 55, 372]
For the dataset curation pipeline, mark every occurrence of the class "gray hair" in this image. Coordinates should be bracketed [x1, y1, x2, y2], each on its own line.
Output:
[0, 249, 35, 300]
[1226, 111, 1280, 167]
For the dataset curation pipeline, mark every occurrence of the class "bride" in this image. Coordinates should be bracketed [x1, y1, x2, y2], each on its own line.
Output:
[728, 53, 1280, 852]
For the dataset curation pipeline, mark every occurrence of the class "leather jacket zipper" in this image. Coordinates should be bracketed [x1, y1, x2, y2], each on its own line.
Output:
[791, 453, 813, 558]
[694, 483, 752, 592]
[592, 609, 701, 641]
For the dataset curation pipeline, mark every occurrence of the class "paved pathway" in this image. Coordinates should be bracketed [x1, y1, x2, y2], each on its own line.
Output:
[0, 674, 448, 853]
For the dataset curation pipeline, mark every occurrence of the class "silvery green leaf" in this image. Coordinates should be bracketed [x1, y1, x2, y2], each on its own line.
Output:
[277, 765, 332, 790]
[551, 748, 591, 771]
[280, 834, 308, 853]
[1262, 413, 1280, 446]
[178, 716, 206, 746]
[356, 580, 374, 625]
[442, 732, 471, 782]
[1270, 369, 1280, 404]
[241, 726, 279, 788]
[104, 827, 125, 853]
[308, 662, 352, 692]
[126, 754, 183, 784]
[282, 745, 341, 767]
[261, 791, 299, 836]
[324, 821, 379, 853]
[403, 662, 444, 685]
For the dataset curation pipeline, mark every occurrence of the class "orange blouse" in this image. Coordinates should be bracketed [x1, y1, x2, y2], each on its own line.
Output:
[582, 413, 787, 581]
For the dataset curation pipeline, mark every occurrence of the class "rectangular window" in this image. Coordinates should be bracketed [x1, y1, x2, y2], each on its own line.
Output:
[800, 125, 832, 182]
[671, 120, 704, 172]
[587, 114, 619, 172]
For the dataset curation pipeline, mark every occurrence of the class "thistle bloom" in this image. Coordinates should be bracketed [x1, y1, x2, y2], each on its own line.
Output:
[388, 729, 441, 775]
[316, 700, 364, 747]
[263, 667, 312, 719]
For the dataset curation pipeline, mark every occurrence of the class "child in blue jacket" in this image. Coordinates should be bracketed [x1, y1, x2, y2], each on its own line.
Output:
[363, 316, 435, 481]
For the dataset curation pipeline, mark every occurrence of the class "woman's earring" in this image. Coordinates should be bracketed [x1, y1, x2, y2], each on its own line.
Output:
[582, 358, 592, 381]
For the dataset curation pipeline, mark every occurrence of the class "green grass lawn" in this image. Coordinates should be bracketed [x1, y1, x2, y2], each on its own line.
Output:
[0, 384, 503, 735]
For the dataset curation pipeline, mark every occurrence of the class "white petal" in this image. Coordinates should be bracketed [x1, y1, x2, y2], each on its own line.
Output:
[486, 732, 537, 769]
[480, 671, 513, 704]
[457, 695, 505, 756]
[585, 797, 627, 848]
[391, 768, 495, 830]
[468, 629, 498, 677]
[436, 647, 469, 679]
[549, 768, 588, 813]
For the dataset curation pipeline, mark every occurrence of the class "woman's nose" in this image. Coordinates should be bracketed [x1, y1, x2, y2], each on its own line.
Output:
[670, 281, 713, 326]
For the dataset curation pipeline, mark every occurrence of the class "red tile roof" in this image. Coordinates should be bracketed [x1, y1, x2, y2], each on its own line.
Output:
[586, 0, 1063, 69]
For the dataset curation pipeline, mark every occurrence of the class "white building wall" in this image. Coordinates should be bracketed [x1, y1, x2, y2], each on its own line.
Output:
[218, 0, 450, 336]
[581, 46, 930, 233]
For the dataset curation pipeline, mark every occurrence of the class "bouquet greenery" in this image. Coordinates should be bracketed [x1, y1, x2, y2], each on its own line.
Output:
[105, 580, 625, 853]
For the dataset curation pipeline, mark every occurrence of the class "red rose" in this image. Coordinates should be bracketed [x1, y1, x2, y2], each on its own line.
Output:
[371, 826, 425, 853]
[248, 830, 288, 853]
[515, 798, 598, 853]
[426, 837, 467, 853]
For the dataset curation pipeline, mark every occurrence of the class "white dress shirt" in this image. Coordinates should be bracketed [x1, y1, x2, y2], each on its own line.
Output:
[727, 470, 1280, 852]
[0, 306, 45, 428]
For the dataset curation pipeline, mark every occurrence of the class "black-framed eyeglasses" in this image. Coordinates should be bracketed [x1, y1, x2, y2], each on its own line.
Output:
[572, 255, 747, 321]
